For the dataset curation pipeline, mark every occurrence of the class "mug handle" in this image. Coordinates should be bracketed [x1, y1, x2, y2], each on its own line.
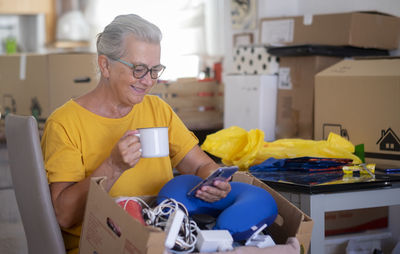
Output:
[134, 133, 142, 153]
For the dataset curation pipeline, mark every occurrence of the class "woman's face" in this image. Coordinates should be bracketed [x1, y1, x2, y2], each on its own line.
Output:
[109, 35, 161, 106]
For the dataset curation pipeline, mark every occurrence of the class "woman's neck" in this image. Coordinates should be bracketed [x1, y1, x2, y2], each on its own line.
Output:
[75, 81, 133, 119]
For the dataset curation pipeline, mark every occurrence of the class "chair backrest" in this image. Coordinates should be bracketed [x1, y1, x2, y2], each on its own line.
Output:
[5, 114, 66, 254]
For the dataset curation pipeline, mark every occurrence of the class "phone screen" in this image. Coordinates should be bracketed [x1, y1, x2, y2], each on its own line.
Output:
[187, 166, 238, 197]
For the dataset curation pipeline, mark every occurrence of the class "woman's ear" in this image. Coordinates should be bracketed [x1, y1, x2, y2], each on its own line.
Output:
[98, 55, 110, 79]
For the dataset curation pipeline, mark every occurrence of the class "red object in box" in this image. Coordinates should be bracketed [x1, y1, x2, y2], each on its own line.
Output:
[115, 197, 147, 226]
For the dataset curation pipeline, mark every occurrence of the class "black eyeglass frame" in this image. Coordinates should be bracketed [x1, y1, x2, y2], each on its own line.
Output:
[115, 58, 166, 79]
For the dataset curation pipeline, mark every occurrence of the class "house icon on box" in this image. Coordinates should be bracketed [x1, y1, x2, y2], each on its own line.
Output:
[376, 128, 400, 152]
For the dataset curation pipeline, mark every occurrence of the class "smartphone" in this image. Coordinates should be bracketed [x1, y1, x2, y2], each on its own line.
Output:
[187, 166, 239, 197]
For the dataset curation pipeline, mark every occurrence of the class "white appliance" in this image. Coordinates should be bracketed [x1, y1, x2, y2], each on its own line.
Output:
[223, 74, 277, 141]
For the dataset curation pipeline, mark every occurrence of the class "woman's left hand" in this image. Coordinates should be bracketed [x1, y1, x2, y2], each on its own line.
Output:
[175, 145, 233, 202]
[195, 178, 232, 203]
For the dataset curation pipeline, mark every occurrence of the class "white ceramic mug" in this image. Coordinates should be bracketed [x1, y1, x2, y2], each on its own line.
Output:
[135, 127, 169, 158]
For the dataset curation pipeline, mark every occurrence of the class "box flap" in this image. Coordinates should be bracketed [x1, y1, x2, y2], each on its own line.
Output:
[80, 177, 165, 254]
[232, 172, 312, 253]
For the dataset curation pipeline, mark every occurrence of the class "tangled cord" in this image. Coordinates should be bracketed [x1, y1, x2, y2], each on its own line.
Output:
[115, 196, 199, 253]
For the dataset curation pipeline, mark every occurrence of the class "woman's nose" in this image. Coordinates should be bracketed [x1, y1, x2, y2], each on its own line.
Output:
[140, 71, 154, 86]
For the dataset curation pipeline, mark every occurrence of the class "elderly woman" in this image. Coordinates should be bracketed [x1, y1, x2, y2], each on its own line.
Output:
[41, 14, 231, 254]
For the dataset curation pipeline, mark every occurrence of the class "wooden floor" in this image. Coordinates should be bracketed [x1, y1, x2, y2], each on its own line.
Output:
[0, 144, 28, 254]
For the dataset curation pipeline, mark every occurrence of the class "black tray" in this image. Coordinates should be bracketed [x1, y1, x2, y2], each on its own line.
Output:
[252, 171, 400, 194]
[267, 44, 389, 57]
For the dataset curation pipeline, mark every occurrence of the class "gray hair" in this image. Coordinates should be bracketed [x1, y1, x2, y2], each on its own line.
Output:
[96, 14, 162, 60]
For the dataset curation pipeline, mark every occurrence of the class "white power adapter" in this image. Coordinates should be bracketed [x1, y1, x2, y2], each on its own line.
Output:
[164, 208, 185, 249]
[245, 234, 276, 248]
[196, 230, 234, 252]
[245, 224, 275, 248]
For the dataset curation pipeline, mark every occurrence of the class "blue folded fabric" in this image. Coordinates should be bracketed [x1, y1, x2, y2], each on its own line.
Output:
[249, 157, 285, 172]
[249, 157, 352, 173]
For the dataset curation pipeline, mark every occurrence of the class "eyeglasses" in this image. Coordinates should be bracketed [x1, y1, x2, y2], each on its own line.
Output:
[116, 59, 166, 79]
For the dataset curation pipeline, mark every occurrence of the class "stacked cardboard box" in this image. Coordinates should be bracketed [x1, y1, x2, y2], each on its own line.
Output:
[0, 53, 98, 120]
[150, 78, 223, 130]
[275, 56, 342, 139]
[259, 12, 400, 50]
[261, 12, 400, 139]
[258, 13, 400, 242]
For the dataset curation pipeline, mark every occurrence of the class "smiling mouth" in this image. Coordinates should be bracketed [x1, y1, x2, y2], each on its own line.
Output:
[131, 85, 146, 94]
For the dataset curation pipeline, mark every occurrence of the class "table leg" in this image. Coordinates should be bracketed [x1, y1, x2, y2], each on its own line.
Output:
[301, 194, 326, 254]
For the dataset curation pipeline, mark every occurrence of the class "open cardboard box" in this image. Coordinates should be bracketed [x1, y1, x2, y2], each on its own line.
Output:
[79, 172, 313, 254]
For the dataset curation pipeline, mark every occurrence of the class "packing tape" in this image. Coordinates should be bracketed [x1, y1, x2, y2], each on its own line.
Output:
[19, 54, 26, 80]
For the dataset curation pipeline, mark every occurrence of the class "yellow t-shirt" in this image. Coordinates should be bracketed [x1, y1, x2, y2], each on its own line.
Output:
[41, 95, 198, 253]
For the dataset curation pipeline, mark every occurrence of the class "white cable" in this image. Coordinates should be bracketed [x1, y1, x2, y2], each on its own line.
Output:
[116, 197, 199, 253]
[152, 199, 198, 253]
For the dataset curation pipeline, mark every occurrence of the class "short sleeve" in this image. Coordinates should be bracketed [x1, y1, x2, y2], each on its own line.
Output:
[41, 119, 85, 183]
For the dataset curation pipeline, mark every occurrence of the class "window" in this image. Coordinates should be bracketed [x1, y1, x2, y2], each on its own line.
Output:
[85, 0, 223, 81]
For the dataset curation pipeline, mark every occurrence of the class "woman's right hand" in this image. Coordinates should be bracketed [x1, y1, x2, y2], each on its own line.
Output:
[108, 130, 142, 173]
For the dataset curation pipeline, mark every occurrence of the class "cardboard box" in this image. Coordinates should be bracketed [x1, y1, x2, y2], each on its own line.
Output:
[0, 54, 48, 117]
[151, 78, 223, 101]
[276, 56, 342, 139]
[47, 53, 98, 115]
[0, 53, 98, 119]
[315, 58, 400, 168]
[177, 110, 223, 130]
[259, 12, 400, 50]
[150, 79, 224, 130]
[80, 172, 313, 254]
[325, 207, 388, 236]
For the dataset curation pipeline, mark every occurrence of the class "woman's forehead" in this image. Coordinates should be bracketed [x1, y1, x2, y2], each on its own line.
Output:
[123, 36, 161, 65]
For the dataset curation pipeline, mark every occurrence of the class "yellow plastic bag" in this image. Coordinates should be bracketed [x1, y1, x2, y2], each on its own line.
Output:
[200, 126, 265, 169]
[201, 126, 361, 170]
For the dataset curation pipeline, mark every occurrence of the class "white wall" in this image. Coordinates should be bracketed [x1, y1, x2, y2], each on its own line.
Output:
[297, 0, 400, 17]
[258, 0, 299, 17]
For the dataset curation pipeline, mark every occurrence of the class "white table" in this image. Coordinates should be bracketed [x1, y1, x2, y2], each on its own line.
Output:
[296, 186, 400, 253]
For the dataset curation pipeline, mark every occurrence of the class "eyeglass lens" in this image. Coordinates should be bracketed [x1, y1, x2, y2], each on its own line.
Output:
[133, 65, 165, 79]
